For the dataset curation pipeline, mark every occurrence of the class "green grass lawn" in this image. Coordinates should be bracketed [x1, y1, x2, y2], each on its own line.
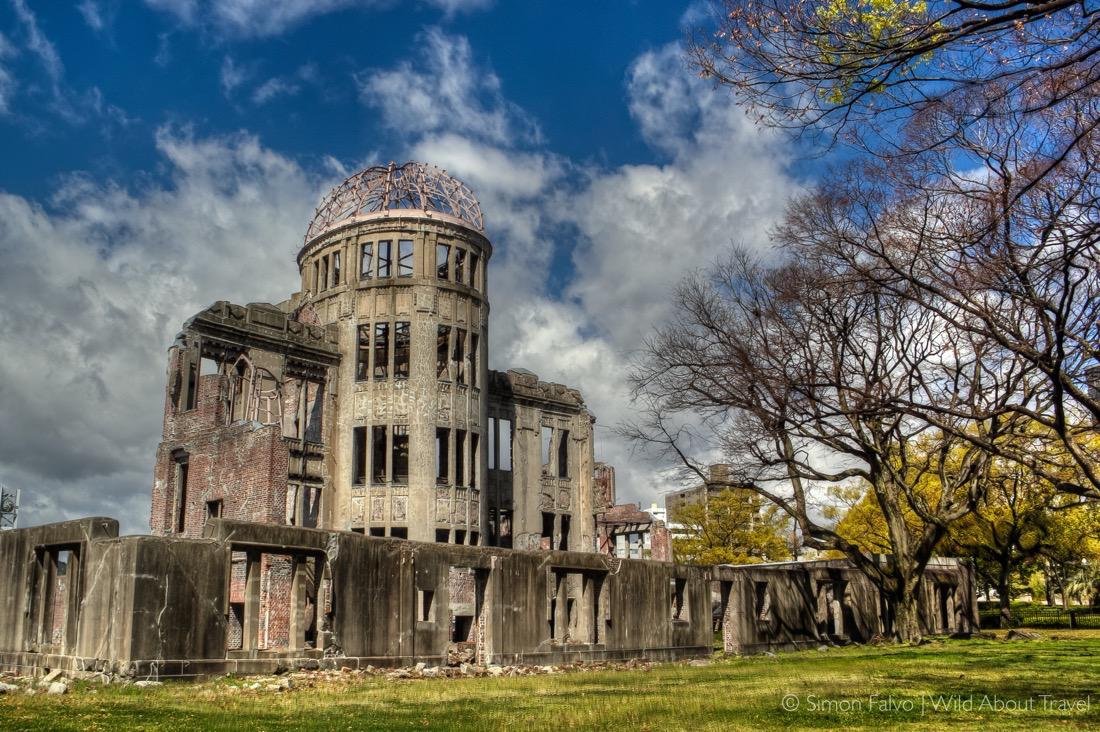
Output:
[2, 630, 1098, 731]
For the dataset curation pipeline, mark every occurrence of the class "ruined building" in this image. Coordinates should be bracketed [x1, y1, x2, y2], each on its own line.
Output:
[0, 164, 979, 679]
[151, 163, 594, 552]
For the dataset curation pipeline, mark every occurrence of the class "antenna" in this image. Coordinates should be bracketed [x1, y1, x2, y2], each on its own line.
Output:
[0, 483, 18, 530]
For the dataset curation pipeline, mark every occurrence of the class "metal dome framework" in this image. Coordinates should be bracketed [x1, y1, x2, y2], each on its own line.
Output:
[304, 162, 484, 246]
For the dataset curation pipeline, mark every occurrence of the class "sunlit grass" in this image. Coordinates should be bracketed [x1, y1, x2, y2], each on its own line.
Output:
[2, 630, 1098, 731]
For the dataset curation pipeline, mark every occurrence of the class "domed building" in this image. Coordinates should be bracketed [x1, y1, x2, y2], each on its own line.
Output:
[151, 162, 598, 552]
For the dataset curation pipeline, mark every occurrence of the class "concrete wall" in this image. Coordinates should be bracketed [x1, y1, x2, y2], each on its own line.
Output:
[713, 559, 979, 654]
[0, 518, 714, 678]
[0, 519, 978, 677]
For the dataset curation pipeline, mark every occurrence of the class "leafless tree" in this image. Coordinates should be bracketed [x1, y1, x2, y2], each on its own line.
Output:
[775, 93, 1100, 497]
[627, 246, 1026, 641]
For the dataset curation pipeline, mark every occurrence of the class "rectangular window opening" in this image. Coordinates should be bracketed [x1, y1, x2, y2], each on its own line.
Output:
[671, 578, 688, 622]
[373, 322, 389, 379]
[455, 430, 466, 488]
[392, 425, 409, 484]
[470, 334, 479, 388]
[361, 242, 374, 279]
[332, 251, 341, 286]
[541, 512, 555, 541]
[356, 325, 370, 381]
[541, 426, 553, 468]
[394, 322, 410, 378]
[418, 589, 435, 622]
[470, 532, 479, 546]
[184, 361, 198, 411]
[469, 253, 479, 289]
[353, 426, 366, 485]
[499, 509, 512, 548]
[454, 247, 466, 283]
[436, 428, 450, 484]
[469, 433, 479, 490]
[397, 239, 414, 277]
[389, 527, 408, 540]
[377, 240, 392, 278]
[175, 454, 190, 533]
[371, 426, 387, 483]
[558, 429, 570, 478]
[453, 328, 466, 385]
[436, 243, 450, 279]
[559, 514, 570, 551]
[754, 581, 771, 621]
[205, 499, 223, 523]
[437, 325, 451, 379]
[369, 527, 385, 537]
[499, 418, 512, 471]
[436, 529, 450, 543]
[321, 255, 329, 290]
[454, 529, 466, 545]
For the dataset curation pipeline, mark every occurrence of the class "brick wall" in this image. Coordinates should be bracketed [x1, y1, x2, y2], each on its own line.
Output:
[151, 347, 292, 537]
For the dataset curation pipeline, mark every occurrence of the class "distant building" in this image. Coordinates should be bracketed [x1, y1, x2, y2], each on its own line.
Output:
[664, 463, 737, 522]
[593, 463, 672, 561]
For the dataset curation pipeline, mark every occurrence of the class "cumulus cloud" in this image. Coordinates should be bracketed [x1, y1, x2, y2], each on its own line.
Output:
[359, 27, 540, 147]
[0, 128, 320, 532]
[144, 0, 494, 38]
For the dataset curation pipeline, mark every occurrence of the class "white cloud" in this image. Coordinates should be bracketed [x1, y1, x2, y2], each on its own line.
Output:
[0, 32, 14, 114]
[10, 0, 63, 86]
[145, 0, 493, 38]
[77, 0, 115, 35]
[250, 63, 317, 105]
[219, 55, 250, 97]
[359, 27, 540, 147]
[0, 128, 320, 533]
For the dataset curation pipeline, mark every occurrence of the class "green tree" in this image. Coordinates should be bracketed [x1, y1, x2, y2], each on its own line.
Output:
[671, 488, 793, 566]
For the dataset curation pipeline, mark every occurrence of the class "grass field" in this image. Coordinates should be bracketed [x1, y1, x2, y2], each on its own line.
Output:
[2, 630, 1098, 731]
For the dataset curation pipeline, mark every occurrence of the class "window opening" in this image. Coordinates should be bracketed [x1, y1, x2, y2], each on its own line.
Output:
[373, 322, 389, 379]
[392, 425, 409, 484]
[356, 325, 370, 380]
[371, 426, 387, 483]
[377, 240, 391, 277]
[436, 243, 450, 279]
[397, 240, 414, 277]
[361, 242, 373, 279]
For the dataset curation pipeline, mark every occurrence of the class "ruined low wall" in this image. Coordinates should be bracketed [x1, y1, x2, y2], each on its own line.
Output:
[713, 559, 979, 654]
[0, 519, 976, 678]
[0, 518, 712, 678]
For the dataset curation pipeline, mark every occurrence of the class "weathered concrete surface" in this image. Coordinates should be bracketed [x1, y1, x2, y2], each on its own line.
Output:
[712, 558, 979, 654]
[0, 518, 714, 678]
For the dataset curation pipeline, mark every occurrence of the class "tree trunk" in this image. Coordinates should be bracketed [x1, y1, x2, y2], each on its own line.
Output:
[997, 567, 1013, 627]
[891, 586, 923, 644]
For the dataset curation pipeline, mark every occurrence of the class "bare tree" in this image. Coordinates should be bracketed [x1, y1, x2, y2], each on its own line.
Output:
[627, 247, 1021, 641]
[689, 3, 1100, 493]
[774, 93, 1100, 497]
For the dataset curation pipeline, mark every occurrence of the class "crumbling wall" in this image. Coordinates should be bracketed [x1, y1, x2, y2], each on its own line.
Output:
[0, 519, 978, 677]
[714, 559, 978, 654]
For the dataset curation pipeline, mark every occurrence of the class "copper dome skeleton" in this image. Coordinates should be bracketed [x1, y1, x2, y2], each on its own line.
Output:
[303, 162, 484, 251]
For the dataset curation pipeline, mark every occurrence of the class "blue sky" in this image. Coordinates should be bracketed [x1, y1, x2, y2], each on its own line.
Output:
[0, 0, 804, 533]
